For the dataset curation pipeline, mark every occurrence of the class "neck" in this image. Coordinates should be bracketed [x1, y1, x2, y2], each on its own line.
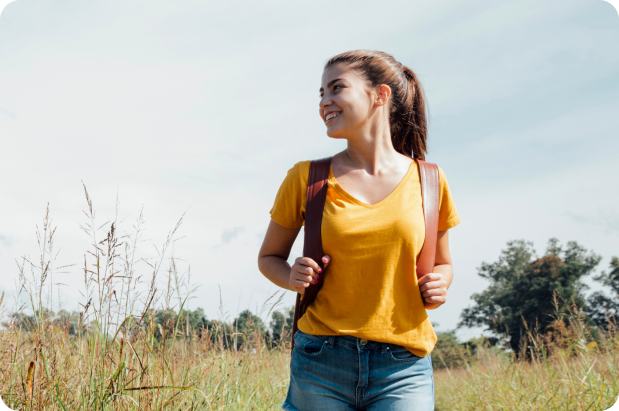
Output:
[343, 121, 403, 174]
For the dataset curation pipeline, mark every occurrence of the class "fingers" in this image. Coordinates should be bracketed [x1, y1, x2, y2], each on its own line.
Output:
[295, 257, 323, 277]
[322, 255, 331, 269]
[422, 287, 446, 299]
[418, 272, 447, 306]
[290, 257, 321, 292]
[289, 256, 333, 293]
[290, 269, 317, 287]
[419, 279, 447, 294]
[417, 272, 442, 286]
[423, 295, 447, 304]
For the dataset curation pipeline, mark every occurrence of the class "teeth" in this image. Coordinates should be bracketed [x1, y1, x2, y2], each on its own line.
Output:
[325, 112, 340, 122]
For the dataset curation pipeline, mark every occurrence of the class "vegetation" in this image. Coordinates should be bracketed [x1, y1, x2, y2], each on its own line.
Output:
[435, 320, 618, 410]
[460, 239, 601, 353]
[586, 257, 619, 332]
[0, 191, 617, 409]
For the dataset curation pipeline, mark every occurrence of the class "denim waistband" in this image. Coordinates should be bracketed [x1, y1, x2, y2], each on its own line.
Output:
[304, 331, 394, 353]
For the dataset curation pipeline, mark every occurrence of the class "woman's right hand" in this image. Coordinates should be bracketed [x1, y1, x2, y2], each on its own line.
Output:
[290, 255, 331, 294]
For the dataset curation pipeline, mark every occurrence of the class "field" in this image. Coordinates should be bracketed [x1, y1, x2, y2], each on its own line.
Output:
[0, 196, 617, 410]
[0, 320, 617, 410]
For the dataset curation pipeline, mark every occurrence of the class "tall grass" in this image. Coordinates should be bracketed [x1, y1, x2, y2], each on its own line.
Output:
[0, 187, 291, 410]
[0, 322, 291, 409]
[0, 188, 618, 410]
[434, 300, 619, 410]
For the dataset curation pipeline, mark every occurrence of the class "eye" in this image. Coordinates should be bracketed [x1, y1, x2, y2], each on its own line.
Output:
[333, 85, 342, 91]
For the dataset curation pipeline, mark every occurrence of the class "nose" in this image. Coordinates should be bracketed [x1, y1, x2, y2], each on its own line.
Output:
[319, 94, 332, 110]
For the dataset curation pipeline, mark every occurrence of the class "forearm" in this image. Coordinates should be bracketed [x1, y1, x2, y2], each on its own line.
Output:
[258, 255, 296, 292]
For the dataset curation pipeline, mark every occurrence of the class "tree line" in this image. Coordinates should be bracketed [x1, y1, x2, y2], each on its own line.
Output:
[7, 238, 617, 361]
[7, 304, 296, 351]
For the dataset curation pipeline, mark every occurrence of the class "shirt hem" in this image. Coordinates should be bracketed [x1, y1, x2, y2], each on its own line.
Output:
[270, 212, 302, 229]
[438, 215, 461, 231]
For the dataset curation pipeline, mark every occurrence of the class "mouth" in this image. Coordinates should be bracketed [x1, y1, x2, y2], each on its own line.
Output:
[324, 111, 341, 124]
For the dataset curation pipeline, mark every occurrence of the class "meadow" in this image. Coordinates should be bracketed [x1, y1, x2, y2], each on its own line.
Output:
[1, 308, 617, 410]
[0, 190, 617, 410]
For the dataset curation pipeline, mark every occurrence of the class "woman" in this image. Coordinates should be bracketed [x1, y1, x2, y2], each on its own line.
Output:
[258, 50, 460, 411]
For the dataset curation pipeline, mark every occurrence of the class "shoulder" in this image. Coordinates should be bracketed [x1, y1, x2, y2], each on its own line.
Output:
[295, 160, 311, 180]
[276, 160, 311, 195]
[437, 166, 446, 180]
[436, 166, 451, 187]
[284, 160, 311, 186]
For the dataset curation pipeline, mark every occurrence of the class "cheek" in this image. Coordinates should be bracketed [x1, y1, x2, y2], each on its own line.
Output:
[343, 93, 370, 120]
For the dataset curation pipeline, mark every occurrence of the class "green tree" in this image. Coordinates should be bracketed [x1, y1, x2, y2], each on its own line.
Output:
[432, 329, 498, 370]
[153, 308, 178, 340]
[586, 257, 619, 331]
[460, 239, 600, 353]
[232, 309, 267, 350]
[8, 309, 81, 335]
[53, 310, 81, 335]
[270, 306, 294, 348]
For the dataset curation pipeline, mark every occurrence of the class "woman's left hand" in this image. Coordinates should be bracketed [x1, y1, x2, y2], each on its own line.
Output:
[418, 272, 448, 310]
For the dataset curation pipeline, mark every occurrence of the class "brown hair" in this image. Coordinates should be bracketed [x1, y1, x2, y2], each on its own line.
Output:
[325, 50, 428, 160]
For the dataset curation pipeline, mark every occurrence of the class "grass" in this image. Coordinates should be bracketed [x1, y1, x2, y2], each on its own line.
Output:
[0, 326, 291, 410]
[434, 335, 618, 410]
[0, 188, 618, 410]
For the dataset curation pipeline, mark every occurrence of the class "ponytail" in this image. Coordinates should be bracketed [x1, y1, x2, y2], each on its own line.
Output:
[325, 50, 428, 159]
[399, 66, 428, 160]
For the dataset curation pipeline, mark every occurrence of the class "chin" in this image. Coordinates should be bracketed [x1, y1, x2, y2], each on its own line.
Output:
[325, 126, 347, 139]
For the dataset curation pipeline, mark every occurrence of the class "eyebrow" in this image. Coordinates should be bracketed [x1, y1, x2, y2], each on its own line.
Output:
[319, 78, 344, 93]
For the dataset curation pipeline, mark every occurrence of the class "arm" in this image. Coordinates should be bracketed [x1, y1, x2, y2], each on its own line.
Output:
[257, 219, 329, 294]
[418, 229, 453, 310]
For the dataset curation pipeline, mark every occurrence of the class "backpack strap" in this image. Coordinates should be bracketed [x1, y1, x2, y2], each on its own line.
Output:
[291, 156, 332, 349]
[415, 159, 440, 279]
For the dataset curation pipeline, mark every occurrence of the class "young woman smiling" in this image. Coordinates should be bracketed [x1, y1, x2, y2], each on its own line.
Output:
[258, 50, 460, 411]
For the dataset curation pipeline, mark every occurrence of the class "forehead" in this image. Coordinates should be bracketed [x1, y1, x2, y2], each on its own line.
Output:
[321, 63, 365, 87]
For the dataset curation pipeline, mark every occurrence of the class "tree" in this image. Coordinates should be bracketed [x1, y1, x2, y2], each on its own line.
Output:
[7, 309, 81, 336]
[460, 239, 600, 353]
[232, 309, 267, 350]
[144, 308, 214, 341]
[270, 306, 294, 348]
[432, 329, 498, 370]
[586, 257, 619, 331]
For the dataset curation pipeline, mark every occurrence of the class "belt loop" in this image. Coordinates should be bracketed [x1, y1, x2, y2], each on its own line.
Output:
[381, 343, 388, 354]
[326, 336, 335, 349]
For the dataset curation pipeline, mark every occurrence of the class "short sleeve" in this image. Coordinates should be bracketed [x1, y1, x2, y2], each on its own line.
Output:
[437, 167, 461, 231]
[269, 161, 310, 229]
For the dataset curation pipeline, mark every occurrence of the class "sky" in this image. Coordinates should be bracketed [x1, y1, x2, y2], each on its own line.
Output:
[0, 0, 618, 340]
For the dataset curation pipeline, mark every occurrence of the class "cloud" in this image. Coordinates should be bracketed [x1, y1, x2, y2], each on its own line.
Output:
[215, 227, 245, 248]
[0, 235, 12, 255]
[0, 235, 12, 247]
[567, 209, 619, 235]
[0, 107, 15, 120]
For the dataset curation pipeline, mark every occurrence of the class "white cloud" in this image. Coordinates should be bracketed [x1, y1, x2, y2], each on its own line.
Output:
[0, 235, 11, 247]
[215, 227, 245, 248]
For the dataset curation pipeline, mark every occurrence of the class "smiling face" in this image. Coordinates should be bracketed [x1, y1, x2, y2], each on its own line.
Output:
[319, 63, 380, 139]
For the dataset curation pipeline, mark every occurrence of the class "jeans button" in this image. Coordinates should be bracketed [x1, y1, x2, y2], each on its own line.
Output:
[360, 339, 367, 345]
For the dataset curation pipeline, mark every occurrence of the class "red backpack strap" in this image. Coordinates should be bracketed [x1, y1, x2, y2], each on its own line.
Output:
[415, 159, 440, 279]
[291, 156, 332, 349]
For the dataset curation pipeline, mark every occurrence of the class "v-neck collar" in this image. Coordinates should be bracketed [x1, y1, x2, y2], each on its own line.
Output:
[327, 160, 417, 210]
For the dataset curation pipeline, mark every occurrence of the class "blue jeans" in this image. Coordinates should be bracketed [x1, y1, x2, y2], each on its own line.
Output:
[282, 330, 434, 411]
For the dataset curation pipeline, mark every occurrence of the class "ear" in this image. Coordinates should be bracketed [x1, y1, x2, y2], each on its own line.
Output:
[375, 84, 392, 107]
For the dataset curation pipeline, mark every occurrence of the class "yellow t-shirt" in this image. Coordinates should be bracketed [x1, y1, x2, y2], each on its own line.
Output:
[270, 160, 461, 357]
